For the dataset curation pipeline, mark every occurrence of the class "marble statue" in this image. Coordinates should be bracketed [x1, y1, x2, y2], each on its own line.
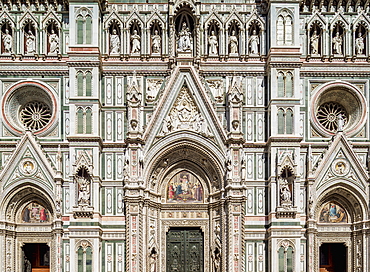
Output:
[355, 34, 364, 55]
[25, 30, 36, 54]
[332, 31, 342, 55]
[3, 29, 12, 54]
[149, 250, 157, 272]
[249, 29, 259, 55]
[207, 80, 223, 102]
[177, 22, 192, 52]
[110, 29, 120, 54]
[77, 176, 90, 205]
[212, 249, 221, 272]
[151, 30, 161, 54]
[131, 30, 141, 54]
[229, 30, 238, 54]
[24, 257, 31, 272]
[147, 79, 163, 101]
[280, 184, 291, 202]
[208, 31, 218, 55]
[49, 29, 59, 54]
[337, 113, 344, 131]
[310, 30, 320, 55]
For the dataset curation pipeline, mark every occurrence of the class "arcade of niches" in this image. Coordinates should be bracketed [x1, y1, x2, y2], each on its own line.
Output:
[0, 0, 370, 271]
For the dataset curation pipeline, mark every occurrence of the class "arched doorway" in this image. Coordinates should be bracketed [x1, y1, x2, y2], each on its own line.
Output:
[141, 137, 224, 272]
[0, 184, 60, 272]
[311, 185, 368, 272]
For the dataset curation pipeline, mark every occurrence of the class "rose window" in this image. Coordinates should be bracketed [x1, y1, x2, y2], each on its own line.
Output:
[316, 102, 347, 132]
[20, 101, 52, 131]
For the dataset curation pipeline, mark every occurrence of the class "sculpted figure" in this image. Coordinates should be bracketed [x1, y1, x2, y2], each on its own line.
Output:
[131, 30, 141, 54]
[332, 31, 342, 55]
[355, 33, 365, 55]
[310, 30, 320, 55]
[149, 250, 157, 272]
[212, 250, 221, 272]
[3, 29, 12, 53]
[24, 257, 31, 272]
[177, 22, 192, 52]
[49, 29, 59, 54]
[208, 30, 218, 55]
[25, 30, 36, 54]
[110, 29, 120, 54]
[281, 185, 291, 202]
[151, 30, 161, 54]
[229, 30, 238, 54]
[249, 29, 259, 55]
[77, 176, 90, 205]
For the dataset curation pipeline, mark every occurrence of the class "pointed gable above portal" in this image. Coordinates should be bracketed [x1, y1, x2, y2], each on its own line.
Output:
[143, 66, 227, 151]
[158, 84, 213, 138]
[310, 132, 369, 197]
[0, 131, 57, 191]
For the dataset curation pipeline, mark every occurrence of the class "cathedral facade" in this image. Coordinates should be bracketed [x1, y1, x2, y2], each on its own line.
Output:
[0, 0, 369, 271]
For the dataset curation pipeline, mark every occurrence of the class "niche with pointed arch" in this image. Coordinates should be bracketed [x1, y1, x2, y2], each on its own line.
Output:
[167, 171, 203, 203]
[319, 202, 347, 223]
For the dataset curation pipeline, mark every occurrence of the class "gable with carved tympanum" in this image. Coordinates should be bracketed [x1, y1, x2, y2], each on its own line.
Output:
[0, 132, 57, 193]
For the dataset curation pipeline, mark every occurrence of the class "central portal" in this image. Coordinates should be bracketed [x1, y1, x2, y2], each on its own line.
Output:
[166, 228, 204, 272]
[319, 243, 347, 272]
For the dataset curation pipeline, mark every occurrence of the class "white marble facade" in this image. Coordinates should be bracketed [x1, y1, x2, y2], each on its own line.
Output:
[0, 1, 369, 272]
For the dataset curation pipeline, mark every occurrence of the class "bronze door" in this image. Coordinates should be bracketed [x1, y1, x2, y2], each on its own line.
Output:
[166, 228, 204, 272]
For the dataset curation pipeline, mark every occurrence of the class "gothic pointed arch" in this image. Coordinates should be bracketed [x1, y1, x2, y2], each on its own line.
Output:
[225, 8, 244, 30]
[142, 67, 227, 152]
[306, 10, 327, 30]
[146, 138, 224, 193]
[204, 10, 223, 30]
[147, 9, 166, 30]
[42, 9, 62, 30]
[126, 10, 144, 29]
[18, 9, 39, 29]
[0, 10, 15, 30]
[245, 8, 265, 31]
[103, 6, 123, 30]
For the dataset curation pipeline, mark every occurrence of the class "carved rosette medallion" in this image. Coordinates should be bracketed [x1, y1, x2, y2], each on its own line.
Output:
[331, 159, 349, 176]
[19, 158, 37, 176]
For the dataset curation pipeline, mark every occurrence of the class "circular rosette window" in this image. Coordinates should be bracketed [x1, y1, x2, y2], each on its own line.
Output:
[2, 81, 58, 136]
[311, 82, 367, 137]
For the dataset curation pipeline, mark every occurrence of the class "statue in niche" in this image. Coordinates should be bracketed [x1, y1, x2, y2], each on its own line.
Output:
[131, 30, 141, 54]
[249, 29, 259, 55]
[48, 29, 59, 54]
[3, 29, 12, 53]
[177, 22, 192, 52]
[229, 30, 238, 54]
[280, 183, 291, 202]
[146, 79, 163, 101]
[212, 247, 221, 272]
[24, 257, 32, 272]
[25, 30, 36, 54]
[278, 173, 292, 208]
[355, 33, 365, 55]
[151, 30, 161, 54]
[332, 31, 343, 55]
[207, 80, 223, 103]
[77, 176, 90, 205]
[110, 29, 120, 54]
[149, 248, 157, 272]
[310, 29, 320, 55]
[226, 150, 232, 180]
[208, 30, 218, 55]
